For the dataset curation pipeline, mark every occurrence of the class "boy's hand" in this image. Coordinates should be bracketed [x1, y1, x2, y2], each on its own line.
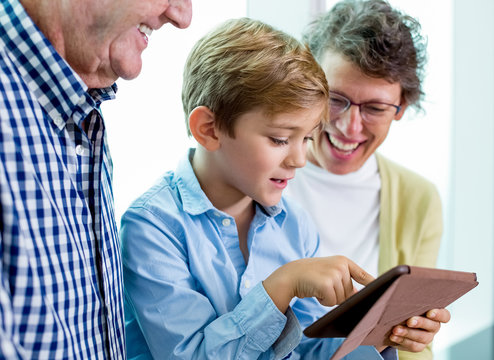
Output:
[291, 256, 374, 306]
[388, 308, 451, 352]
[263, 256, 374, 313]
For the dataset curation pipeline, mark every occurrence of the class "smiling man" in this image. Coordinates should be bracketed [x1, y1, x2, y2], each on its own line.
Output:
[0, 0, 191, 358]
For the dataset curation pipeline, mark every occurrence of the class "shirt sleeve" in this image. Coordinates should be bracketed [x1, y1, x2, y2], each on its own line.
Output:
[381, 346, 399, 359]
[0, 233, 25, 359]
[122, 206, 296, 360]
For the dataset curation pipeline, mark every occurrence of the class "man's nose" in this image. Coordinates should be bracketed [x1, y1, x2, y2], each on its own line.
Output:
[162, 0, 192, 29]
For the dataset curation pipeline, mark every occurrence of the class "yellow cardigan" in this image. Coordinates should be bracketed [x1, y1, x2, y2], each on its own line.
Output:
[376, 154, 443, 360]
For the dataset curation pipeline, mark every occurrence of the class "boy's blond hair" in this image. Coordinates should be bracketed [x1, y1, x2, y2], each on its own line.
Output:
[182, 17, 329, 137]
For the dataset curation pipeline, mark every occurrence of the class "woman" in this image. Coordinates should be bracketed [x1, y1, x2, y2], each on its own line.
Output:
[286, 1, 442, 359]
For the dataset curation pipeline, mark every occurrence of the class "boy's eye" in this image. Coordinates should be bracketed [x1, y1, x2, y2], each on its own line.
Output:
[304, 136, 314, 142]
[270, 137, 289, 145]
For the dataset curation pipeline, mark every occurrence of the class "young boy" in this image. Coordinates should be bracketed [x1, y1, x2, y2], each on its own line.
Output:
[121, 18, 447, 359]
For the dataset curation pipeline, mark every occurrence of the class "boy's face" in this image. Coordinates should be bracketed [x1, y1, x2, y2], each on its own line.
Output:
[214, 104, 325, 207]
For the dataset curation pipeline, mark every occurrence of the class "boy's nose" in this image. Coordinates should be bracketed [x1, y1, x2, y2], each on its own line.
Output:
[285, 145, 306, 169]
[335, 106, 363, 137]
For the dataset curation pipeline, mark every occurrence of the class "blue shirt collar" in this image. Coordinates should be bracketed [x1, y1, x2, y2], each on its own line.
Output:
[175, 148, 286, 222]
[0, 0, 116, 128]
[175, 149, 214, 215]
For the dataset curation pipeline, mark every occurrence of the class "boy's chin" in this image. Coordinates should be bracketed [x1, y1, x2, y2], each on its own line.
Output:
[257, 196, 282, 208]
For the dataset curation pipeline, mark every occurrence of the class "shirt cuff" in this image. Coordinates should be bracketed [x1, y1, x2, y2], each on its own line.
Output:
[381, 346, 399, 360]
[232, 282, 289, 353]
[343, 345, 398, 360]
[272, 307, 302, 359]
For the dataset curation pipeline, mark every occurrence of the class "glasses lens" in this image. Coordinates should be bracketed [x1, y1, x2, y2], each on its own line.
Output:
[329, 93, 348, 116]
[361, 103, 396, 123]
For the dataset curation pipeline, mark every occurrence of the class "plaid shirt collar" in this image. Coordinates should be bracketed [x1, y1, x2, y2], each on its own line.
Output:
[0, 0, 117, 128]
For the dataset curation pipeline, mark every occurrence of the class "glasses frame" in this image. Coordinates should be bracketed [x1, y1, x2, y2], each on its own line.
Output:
[329, 91, 402, 122]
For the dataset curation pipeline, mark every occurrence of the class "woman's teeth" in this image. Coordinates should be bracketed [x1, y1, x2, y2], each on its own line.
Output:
[329, 134, 359, 151]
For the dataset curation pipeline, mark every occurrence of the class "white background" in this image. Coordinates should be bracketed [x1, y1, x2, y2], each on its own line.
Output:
[102, 1, 493, 358]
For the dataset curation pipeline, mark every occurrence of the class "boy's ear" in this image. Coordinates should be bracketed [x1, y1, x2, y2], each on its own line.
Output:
[188, 106, 220, 151]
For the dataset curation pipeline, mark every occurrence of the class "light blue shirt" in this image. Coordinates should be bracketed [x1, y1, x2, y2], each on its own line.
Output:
[121, 149, 397, 360]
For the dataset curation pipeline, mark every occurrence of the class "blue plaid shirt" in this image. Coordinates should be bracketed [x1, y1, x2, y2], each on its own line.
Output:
[0, 1, 125, 358]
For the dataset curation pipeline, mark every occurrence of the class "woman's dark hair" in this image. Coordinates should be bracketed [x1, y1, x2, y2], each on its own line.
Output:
[303, 0, 427, 110]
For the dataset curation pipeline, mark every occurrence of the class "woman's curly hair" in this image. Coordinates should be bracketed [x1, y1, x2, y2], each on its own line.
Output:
[303, 0, 427, 111]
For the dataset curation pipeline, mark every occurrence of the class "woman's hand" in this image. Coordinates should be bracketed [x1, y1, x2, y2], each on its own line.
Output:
[389, 308, 451, 352]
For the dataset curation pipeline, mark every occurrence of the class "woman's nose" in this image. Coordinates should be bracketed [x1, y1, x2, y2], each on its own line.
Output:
[334, 105, 363, 137]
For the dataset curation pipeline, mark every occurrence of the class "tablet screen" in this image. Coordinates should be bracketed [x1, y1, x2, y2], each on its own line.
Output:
[304, 265, 410, 338]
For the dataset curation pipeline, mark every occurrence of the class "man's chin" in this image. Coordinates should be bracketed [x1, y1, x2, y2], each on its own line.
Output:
[79, 71, 118, 89]
[114, 63, 142, 81]
[78, 60, 141, 88]
[110, 52, 144, 81]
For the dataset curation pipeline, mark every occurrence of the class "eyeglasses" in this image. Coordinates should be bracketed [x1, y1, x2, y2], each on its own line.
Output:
[329, 91, 401, 124]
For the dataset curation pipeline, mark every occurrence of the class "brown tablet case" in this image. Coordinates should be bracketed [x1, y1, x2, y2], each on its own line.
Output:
[303, 265, 478, 360]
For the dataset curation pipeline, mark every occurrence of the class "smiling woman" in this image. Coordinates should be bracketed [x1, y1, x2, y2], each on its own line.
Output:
[309, 50, 406, 175]
[283, 2, 447, 360]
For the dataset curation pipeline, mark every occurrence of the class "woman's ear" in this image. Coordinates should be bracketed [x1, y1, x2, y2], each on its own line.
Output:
[394, 101, 408, 121]
[188, 106, 220, 151]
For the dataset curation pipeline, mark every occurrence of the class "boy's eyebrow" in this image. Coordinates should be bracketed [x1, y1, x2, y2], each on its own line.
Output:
[267, 123, 321, 132]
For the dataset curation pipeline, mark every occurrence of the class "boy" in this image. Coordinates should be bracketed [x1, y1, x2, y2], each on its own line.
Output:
[121, 18, 447, 359]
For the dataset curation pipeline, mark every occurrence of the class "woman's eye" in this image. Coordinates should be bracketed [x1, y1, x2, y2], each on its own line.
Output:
[304, 136, 314, 142]
[270, 137, 289, 145]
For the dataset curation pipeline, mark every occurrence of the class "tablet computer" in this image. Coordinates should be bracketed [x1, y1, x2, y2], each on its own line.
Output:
[303, 265, 478, 340]
[304, 265, 411, 338]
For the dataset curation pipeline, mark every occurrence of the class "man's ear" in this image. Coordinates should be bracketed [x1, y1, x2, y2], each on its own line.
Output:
[188, 106, 220, 151]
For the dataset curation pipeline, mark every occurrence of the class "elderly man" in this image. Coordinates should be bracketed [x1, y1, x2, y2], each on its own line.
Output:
[0, 0, 191, 358]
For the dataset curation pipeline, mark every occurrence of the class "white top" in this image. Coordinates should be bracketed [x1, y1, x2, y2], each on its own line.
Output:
[285, 155, 381, 280]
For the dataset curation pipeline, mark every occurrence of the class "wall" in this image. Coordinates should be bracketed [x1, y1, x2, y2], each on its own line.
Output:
[444, 0, 494, 358]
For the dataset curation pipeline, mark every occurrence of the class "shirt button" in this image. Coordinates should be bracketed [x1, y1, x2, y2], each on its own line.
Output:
[244, 280, 251, 289]
[53, 115, 63, 127]
[78, 96, 86, 105]
[222, 218, 231, 227]
[75, 145, 85, 156]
